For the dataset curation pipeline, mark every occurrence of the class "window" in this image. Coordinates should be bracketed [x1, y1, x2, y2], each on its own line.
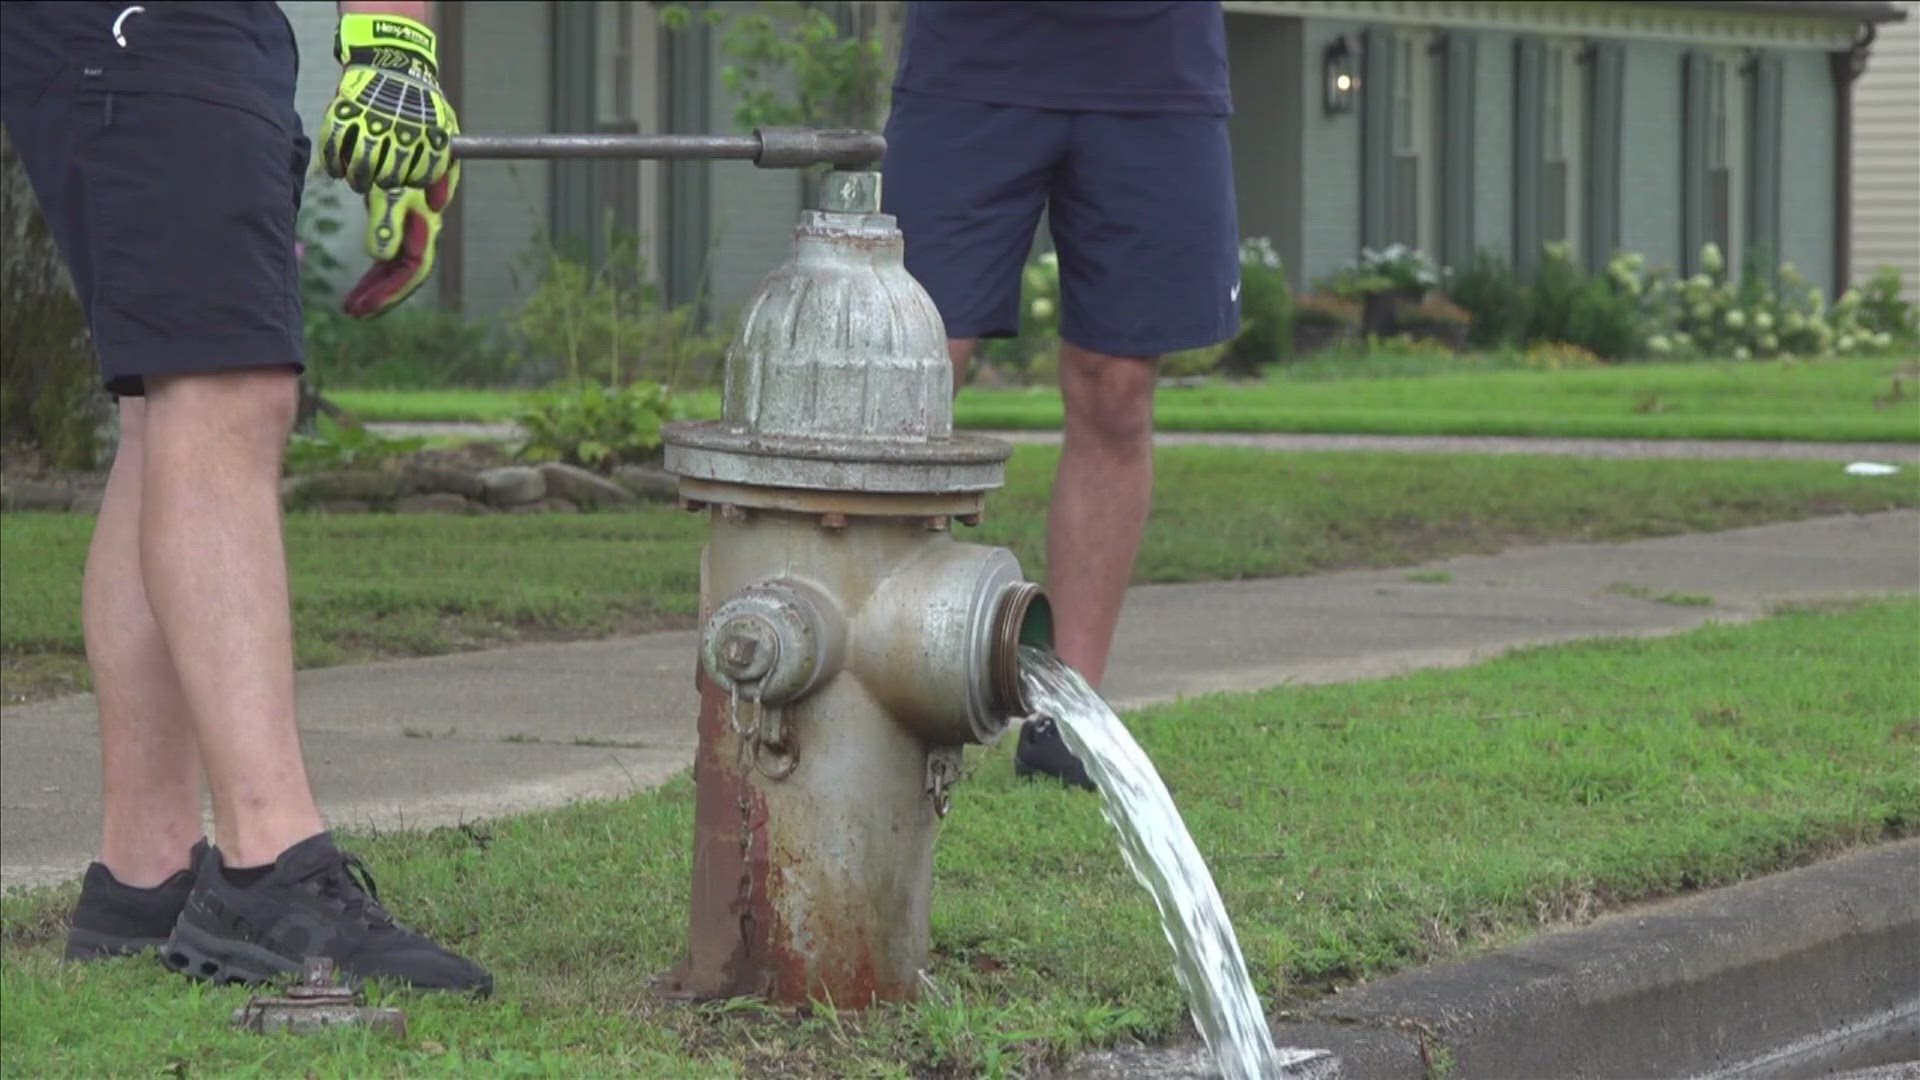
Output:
[1389, 31, 1440, 257]
[1540, 41, 1585, 255]
[591, 1, 664, 281]
[1706, 53, 1747, 273]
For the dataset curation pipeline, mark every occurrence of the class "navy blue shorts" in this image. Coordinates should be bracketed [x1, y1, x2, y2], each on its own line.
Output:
[0, 3, 309, 397]
[880, 89, 1241, 359]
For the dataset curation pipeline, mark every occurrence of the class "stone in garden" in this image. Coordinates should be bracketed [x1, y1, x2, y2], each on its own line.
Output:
[403, 464, 486, 499]
[394, 493, 473, 514]
[317, 499, 370, 513]
[479, 466, 546, 507]
[0, 481, 74, 511]
[613, 465, 680, 503]
[69, 491, 104, 515]
[538, 462, 636, 508]
[299, 471, 408, 501]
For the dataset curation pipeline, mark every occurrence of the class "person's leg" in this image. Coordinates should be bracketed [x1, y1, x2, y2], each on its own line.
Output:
[139, 368, 324, 868]
[1010, 109, 1240, 785]
[85, 397, 207, 884]
[1045, 345, 1158, 689]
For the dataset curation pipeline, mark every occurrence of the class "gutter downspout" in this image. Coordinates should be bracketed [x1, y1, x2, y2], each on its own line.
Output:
[1830, 22, 1876, 296]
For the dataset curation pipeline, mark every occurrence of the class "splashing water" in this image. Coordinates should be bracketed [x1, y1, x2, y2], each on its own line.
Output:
[1020, 648, 1313, 1080]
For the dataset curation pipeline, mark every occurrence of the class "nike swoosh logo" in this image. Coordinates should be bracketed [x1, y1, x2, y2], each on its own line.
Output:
[1230, 282, 1241, 303]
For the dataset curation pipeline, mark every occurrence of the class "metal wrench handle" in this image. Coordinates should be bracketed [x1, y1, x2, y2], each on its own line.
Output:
[448, 128, 885, 169]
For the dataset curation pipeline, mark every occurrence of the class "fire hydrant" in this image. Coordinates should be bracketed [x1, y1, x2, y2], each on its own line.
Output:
[660, 169, 1052, 1008]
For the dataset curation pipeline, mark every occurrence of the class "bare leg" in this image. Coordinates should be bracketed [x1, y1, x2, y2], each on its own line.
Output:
[1046, 341, 1157, 689]
[953, 336, 1156, 689]
[85, 398, 204, 887]
[139, 369, 324, 868]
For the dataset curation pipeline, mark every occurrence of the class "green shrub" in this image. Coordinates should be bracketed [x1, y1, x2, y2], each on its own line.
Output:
[511, 237, 727, 392]
[283, 413, 428, 475]
[1445, 250, 1528, 349]
[1, 128, 106, 469]
[1523, 242, 1589, 347]
[1637, 244, 1891, 360]
[1856, 266, 1917, 341]
[1162, 342, 1230, 379]
[1223, 237, 1293, 371]
[305, 305, 518, 390]
[514, 380, 689, 472]
[1565, 276, 1645, 361]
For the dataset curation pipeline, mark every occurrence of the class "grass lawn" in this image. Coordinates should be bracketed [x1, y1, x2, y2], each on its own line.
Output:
[4, 598, 1915, 1078]
[327, 356, 1920, 442]
[5, 447, 1914, 704]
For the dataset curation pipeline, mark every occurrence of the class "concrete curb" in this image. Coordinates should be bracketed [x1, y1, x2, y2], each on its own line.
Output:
[1060, 840, 1920, 1079]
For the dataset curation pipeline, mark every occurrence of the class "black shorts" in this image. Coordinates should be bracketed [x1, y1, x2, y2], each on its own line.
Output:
[881, 89, 1242, 359]
[0, 3, 310, 397]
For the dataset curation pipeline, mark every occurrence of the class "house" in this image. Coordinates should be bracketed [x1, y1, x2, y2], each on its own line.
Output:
[1850, 0, 1919, 302]
[281, 0, 1908, 328]
[1223, 0, 1909, 300]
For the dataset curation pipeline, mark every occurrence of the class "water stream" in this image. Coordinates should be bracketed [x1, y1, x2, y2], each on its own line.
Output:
[1019, 647, 1315, 1080]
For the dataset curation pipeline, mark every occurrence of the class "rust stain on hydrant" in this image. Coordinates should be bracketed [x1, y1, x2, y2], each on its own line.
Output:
[659, 165, 1053, 1010]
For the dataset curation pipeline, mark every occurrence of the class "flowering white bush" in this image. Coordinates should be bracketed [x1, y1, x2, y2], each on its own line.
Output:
[1629, 244, 1883, 360]
[1240, 236, 1282, 271]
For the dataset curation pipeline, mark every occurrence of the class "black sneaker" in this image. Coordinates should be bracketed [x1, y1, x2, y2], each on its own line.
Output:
[1013, 716, 1096, 792]
[163, 832, 492, 995]
[64, 841, 205, 961]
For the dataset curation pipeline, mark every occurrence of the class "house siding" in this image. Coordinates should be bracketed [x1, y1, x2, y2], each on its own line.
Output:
[1852, 4, 1920, 300]
[1227, 14, 1305, 280]
[1617, 41, 1687, 274]
[1296, 18, 1367, 292]
[280, 1, 355, 289]
[1470, 30, 1516, 265]
[1779, 50, 1837, 299]
[455, 2, 554, 320]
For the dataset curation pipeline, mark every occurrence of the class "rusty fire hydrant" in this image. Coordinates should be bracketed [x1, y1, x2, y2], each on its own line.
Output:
[660, 168, 1052, 1008]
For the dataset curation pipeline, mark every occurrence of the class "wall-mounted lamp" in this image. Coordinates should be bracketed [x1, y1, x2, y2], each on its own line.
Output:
[1324, 36, 1358, 117]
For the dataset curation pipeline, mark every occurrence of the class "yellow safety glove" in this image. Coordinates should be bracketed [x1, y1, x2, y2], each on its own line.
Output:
[320, 13, 459, 193]
[342, 163, 459, 319]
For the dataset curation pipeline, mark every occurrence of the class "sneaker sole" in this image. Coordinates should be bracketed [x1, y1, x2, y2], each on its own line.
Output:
[162, 919, 302, 986]
[63, 928, 168, 962]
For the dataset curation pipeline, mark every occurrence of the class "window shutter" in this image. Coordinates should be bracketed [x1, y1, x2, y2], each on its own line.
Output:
[1440, 32, 1478, 272]
[1584, 43, 1625, 272]
[664, 3, 715, 310]
[1681, 50, 1713, 277]
[1513, 38, 1546, 273]
[550, 2, 597, 266]
[1747, 52, 1784, 275]
[1361, 26, 1398, 251]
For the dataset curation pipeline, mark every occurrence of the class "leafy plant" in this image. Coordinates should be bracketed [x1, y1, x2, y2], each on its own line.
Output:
[1320, 244, 1445, 299]
[1223, 237, 1293, 371]
[1637, 244, 1891, 361]
[1444, 250, 1528, 349]
[1519, 340, 1605, 371]
[283, 412, 428, 475]
[1292, 294, 1363, 328]
[1162, 342, 1231, 379]
[660, 2, 891, 132]
[510, 232, 728, 392]
[1, 128, 104, 469]
[513, 379, 689, 472]
[1855, 266, 1917, 341]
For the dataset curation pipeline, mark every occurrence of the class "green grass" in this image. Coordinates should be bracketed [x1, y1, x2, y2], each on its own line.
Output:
[327, 357, 1920, 442]
[5, 447, 1914, 703]
[4, 598, 1915, 1078]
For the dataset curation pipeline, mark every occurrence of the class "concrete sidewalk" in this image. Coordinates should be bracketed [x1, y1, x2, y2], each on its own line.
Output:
[367, 421, 1920, 464]
[3, 511, 1916, 890]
